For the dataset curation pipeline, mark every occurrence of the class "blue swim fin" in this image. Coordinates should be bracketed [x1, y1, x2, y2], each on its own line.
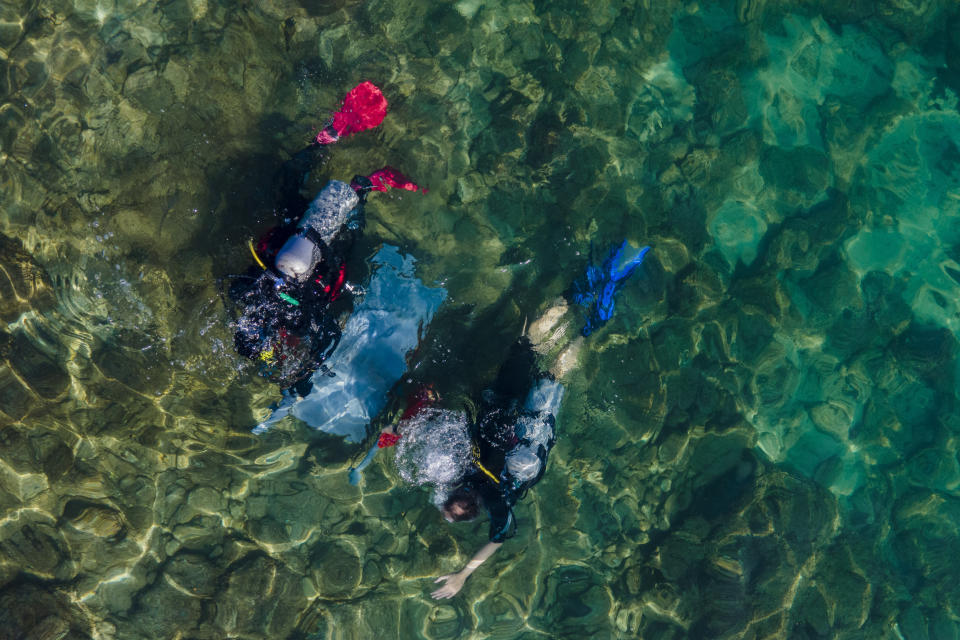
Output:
[572, 240, 650, 336]
[607, 242, 650, 283]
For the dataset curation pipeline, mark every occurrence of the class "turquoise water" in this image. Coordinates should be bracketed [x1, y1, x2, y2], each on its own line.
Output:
[2, 0, 960, 638]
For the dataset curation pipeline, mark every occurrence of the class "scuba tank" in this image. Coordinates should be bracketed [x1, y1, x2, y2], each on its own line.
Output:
[501, 378, 563, 486]
[504, 445, 542, 483]
[274, 180, 361, 281]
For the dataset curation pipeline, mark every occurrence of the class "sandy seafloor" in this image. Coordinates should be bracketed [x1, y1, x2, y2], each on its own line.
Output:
[2, 0, 960, 638]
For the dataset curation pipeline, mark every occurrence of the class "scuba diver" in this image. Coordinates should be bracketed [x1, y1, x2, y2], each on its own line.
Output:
[229, 82, 422, 395]
[375, 331, 566, 599]
[429, 336, 562, 599]
[372, 239, 650, 599]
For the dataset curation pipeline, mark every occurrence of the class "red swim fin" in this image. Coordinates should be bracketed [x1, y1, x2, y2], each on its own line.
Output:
[366, 166, 425, 193]
[316, 81, 388, 144]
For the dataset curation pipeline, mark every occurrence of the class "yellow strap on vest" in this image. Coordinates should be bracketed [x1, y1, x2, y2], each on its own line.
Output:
[248, 239, 268, 270]
[472, 444, 499, 484]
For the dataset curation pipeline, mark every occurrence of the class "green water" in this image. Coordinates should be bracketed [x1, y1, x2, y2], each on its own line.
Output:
[2, 0, 960, 638]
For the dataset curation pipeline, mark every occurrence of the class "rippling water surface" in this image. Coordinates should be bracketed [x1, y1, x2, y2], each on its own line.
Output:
[2, 1, 960, 638]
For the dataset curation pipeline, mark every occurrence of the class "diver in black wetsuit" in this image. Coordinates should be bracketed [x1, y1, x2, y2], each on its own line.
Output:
[431, 337, 561, 598]
[227, 82, 421, 394]
[374, 240, 650, 598]
[230, 168, 374, 391]
[377, 335, 563, 598]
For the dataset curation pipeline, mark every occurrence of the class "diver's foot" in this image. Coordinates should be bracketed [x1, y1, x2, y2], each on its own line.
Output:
[550, 335, 584, 380]
[527, 298, 572, 355]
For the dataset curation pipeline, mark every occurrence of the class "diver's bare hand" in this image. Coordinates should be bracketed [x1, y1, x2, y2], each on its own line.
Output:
[431, 573, 466, 599]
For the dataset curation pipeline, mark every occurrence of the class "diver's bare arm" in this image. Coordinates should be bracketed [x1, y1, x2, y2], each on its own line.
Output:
[431, 541, 502, 599]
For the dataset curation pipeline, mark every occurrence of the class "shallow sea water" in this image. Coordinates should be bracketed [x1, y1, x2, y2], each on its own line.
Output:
[2, 0, 960, 638]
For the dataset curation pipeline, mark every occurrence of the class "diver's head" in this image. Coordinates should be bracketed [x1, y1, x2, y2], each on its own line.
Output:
[442, 490, 480, 523]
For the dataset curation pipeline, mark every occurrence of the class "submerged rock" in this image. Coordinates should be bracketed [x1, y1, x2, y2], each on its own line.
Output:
[214, 554, 306, 638]
[708, 199, 768, 267]
[0, 516, 75, 581]
[528, 565, 613, 636]
[0, 583, 93, 640]
[309, 541, 362, 598]
[164, 552, 219, 598]
[63, 500, 124, 538]
[0, 233, 56, 323]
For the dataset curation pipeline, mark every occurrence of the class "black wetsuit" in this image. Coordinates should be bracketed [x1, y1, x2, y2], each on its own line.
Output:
[229, 248, 348, 389]
[460, 338, 557, 543]
[227, 145, 370, 390]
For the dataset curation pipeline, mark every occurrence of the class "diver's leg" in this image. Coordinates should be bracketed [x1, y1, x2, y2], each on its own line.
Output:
[251, 389, 300, 434]
[549, 336, 584, 380]
[489, 337, 539, 402]
[291, 376, 314, 399]
[525, 299, 584, 380]
[526, 298, 571, 355]
[273, 143, 324, 218]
